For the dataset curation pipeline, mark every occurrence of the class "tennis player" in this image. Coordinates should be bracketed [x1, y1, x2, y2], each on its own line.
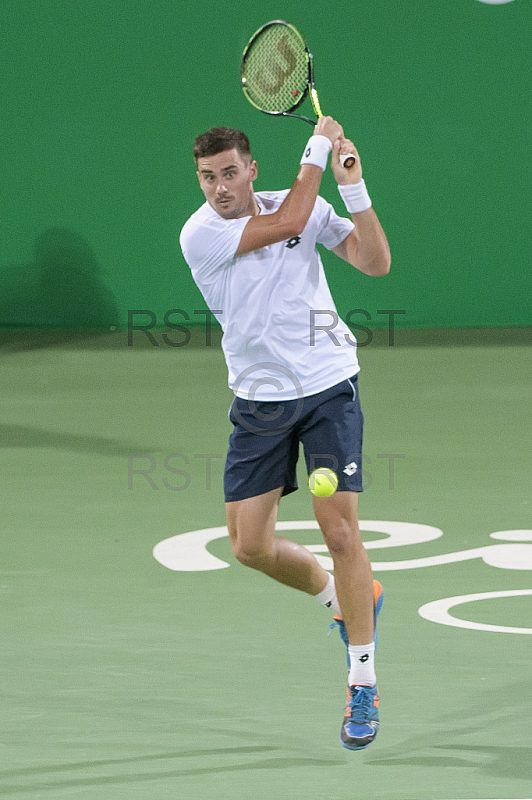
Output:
[180, 117, 391, 750]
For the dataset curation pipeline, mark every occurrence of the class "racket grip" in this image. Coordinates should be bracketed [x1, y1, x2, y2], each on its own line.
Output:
[340, 153, 356, 169]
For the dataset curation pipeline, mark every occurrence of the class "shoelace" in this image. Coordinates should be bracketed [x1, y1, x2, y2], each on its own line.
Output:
[347, 686, 373, 723]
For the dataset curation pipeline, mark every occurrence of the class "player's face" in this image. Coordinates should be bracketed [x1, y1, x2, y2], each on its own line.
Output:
[196, 148, 258, 219]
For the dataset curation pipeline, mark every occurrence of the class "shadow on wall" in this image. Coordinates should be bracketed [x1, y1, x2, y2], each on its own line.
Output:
[0, 228, 119, 331]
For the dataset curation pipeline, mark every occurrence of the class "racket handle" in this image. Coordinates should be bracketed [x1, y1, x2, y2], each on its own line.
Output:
[340, 153, 356, 169]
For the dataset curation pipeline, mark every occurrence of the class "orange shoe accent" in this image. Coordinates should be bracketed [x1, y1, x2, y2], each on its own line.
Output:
[344, 686, 352, 717]
[334, 579, 382, 623]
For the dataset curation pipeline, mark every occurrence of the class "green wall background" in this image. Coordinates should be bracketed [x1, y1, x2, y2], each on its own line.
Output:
[1, 0, 529, 331]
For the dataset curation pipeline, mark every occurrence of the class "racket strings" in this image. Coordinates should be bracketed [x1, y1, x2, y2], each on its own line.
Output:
[242, 25, 309, 113]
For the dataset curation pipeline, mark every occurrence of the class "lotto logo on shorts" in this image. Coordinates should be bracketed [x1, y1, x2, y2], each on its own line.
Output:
[343, 461, 358, 476]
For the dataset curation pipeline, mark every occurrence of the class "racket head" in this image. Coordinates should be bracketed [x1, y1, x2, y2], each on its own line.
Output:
[241, 20, 312, 117]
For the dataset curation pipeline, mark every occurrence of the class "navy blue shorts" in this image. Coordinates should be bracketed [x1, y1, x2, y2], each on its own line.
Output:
[224, 374, 364, 502]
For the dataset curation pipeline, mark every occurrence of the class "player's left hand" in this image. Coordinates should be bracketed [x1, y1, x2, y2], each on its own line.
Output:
[331, 138, 363, 185]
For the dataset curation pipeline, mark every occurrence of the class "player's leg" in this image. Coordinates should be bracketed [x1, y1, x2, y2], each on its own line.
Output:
[226, 487, 328, 595]
[299, 375, 382, 749]
[225, 393, 332, 596]
[312, 491, 373, 644]
[314, 492, 382, 750]
[299, 375, 375, 644]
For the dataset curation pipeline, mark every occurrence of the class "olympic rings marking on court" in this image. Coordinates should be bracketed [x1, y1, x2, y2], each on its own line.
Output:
[418, 590, 532, 635]
[153, 523, 532, 573]
[152, 519, 444, 572]
[152, 523, 532, 634]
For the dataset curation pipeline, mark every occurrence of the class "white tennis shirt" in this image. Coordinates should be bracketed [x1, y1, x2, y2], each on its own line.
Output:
[179, 190, 360, 400]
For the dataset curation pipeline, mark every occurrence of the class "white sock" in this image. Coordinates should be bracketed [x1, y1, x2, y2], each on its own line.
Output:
[348, 642, 376, 687]
[315, 573, 341, 616]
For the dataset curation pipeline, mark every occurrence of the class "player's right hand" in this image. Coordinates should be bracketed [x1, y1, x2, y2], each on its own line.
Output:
[332, 137, 363, 185]
[314, 116, 343, 147]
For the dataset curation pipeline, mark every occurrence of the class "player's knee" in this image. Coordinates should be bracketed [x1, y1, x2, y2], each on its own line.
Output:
[322, 523, 359, 559]
[232, 539, 272, 570]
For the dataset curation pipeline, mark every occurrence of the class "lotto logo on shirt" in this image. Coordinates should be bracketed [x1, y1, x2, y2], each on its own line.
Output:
[285, 236, 301, 249]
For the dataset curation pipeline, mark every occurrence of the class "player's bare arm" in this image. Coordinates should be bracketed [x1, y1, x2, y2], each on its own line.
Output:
[235, 116, 344, 256]
[331, 138, 391, 277]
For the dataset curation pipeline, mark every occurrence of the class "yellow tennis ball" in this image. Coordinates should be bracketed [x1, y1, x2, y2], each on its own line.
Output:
[309, 467, 338, 497]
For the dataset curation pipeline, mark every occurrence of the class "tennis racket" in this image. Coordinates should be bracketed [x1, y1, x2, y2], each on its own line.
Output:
[241, 20, 356, 169]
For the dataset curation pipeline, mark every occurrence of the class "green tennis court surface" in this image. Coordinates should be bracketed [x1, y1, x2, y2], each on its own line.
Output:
[1, 331, 531, 800]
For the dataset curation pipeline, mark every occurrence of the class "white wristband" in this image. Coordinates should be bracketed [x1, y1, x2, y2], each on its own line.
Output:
[338, 179, 372, 213]
[300, 135, 332, 171]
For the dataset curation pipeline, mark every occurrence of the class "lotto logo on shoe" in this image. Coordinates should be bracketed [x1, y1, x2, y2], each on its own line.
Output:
[343, 461, 358, 476]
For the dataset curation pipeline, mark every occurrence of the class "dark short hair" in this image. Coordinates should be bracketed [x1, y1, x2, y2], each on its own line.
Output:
[193, 127, 251, 163]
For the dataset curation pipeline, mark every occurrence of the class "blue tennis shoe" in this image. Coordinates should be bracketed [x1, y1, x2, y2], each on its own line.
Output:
[340, 684, 380, 750]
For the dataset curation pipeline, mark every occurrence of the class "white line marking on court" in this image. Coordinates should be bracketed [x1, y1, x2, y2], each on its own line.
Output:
[419, 589, 532, 634]
[153, 525, 229, 571]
